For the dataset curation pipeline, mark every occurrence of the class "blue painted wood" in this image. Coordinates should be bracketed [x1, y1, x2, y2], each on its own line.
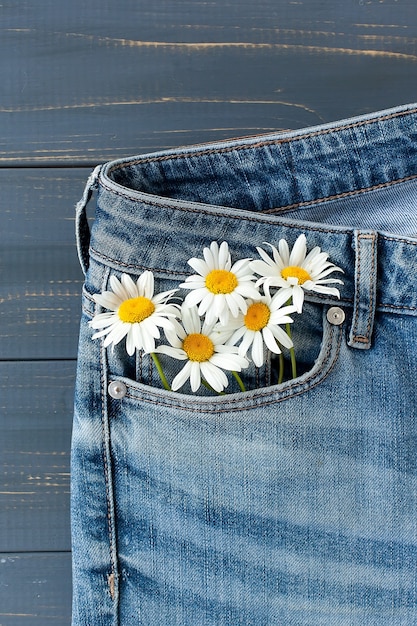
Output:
[0, 361, 74, 553]
[0, 553, 71, 625]
[0, 168, 87, 360]
[1, 0, 416, 164]
[1, 0, 416, 622]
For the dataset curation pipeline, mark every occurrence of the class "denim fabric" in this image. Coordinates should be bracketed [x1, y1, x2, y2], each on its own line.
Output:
[73, 103, 417, 625]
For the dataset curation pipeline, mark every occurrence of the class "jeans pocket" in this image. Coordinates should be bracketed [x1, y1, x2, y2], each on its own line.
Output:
[106, 302, 344, 411]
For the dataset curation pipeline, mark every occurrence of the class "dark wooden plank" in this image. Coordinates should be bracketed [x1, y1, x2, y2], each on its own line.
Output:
[1, 0, 417, 164]
[0, 552, 71, 625]
[0, 168, 87, 360]
[0, 361, 74, 553]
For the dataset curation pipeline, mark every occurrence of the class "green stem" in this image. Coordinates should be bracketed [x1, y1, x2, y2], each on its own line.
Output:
[150, 352, 171, 391]
[232, 370, 246, 392]
[285, 322, 297, 379]
[277, 351, 285, 385]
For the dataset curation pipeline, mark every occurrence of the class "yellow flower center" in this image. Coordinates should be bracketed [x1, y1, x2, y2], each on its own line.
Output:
[183, 333, 215, 362]
[281, 266, 311, 285]
[244, 302, 271, 331]
[118, 297, 155, 323]
[205, 269, 238, 294]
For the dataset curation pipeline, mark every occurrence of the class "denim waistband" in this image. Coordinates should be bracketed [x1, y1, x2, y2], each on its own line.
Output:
[77, 102, 417, 320]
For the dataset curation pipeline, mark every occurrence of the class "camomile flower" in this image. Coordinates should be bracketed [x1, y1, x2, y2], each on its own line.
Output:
[224, 288, 296, 367]
[89, 271, 179, 355]
[180, 241, 260, 325]
[250, 234, 343, 313]
[155, 305, 249, 393]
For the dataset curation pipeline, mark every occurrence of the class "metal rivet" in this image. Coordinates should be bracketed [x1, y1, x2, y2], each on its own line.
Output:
[108, 380, 127, 399]
[326, 306, 345, 326]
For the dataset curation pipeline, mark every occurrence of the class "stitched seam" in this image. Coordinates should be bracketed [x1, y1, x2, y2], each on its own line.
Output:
[262, 174, 417, 214]
[107, 107, 417, 173]
[123, 323, 341, 412]
[98, 178, 354, 231]
[99, 267, 117, 601]
[352, 233, 377, 344]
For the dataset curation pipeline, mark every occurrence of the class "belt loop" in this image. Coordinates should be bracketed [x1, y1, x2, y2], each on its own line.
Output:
[348, 230, 378, 350]
[75, 164, 102, 276]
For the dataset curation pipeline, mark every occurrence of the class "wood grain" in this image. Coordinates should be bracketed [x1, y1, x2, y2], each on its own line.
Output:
[1, 0, 416, 164]
[0, 553, 71, 625]
[0, 361, 74, 553]
[0, 168, 87, 360]
[1, 0, 417, 622]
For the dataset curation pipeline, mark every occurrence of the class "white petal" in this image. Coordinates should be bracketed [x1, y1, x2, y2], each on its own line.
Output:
[190, 361, 202, 392]
[238, 330, 255, 357]
[141, 330, 156, 354]
[152, 289, 179, 305]
[121, 274, 139, 299]
[109, 275, 129, 301]
[292, 285, 305, 313]
[228, 325, 247, 346]
[183, 288, 208, 307]
[235, 283, 261, 301]
[270, 288, 293, 309]
[209, 241, 220, 266]
[251, 332, 265, 367]
[270, 324, 294, 349]
[126, 329, 136, 356]
[218, 241, 231, 270]
[278, 239, 290, 265]
[181, 306, 201, 334]
[155, 345, 187, 360]
[254, 247, 275, 266]
[232, 258, 253, 276]
[201, 361, 228, 392]
[131, 323, 144, 350]
[289, 234, 307, 266]
[172, 362, 193, 391]
[210, 352, 248, 371]
[262, 326, 282, 354]
[309, 285, 342, 297]
[103, 322, 129, 348]
[199, 292, 216, 318]
[91, 322, 120, 340]
[89, 312, 118, 329]
[93, 292, 121, 311]
[213, 294, 226, 319]
[203, 245, 216, 270]
[137, 271, 154, 299]
[141, 319, 160, 339]
[250, 260, 280, 278]
[187, 257, 210, 277]
[225, 293, 240, 318]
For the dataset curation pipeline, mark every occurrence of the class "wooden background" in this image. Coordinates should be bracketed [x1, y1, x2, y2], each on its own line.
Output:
[1, 0, 416, 623]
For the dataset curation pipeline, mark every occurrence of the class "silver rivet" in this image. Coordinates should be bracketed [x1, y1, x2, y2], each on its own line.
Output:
[108, 380, 127, 399]
[326, 306, 345, 326]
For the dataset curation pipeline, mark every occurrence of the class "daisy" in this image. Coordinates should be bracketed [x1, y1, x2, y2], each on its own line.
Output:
[179, 241, 260, 325]
[89, 271, 179, 355]
[155, 305, 249, 393]
[250, 234, 343, 313]
[225, 288, 296, 367]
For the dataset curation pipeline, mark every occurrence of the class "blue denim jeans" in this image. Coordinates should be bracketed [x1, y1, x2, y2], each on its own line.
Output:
[73, 103, 417, 625]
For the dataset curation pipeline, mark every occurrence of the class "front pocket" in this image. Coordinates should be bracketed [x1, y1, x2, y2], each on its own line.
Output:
[106, 304, 344, 412]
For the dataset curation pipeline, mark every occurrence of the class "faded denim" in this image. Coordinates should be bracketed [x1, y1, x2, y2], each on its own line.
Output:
[73, 103, 417, 625]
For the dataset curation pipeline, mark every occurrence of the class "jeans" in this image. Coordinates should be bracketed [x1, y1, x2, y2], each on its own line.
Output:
[73, 102, 417, 625]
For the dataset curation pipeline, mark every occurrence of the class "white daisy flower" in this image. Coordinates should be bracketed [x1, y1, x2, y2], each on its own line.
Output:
[250, 234, 344, 313]
[89, 271, 179, 355]
[225, 288, 296, 367]
[155, 305, 249, 393]
[179, 241, 260, 325]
